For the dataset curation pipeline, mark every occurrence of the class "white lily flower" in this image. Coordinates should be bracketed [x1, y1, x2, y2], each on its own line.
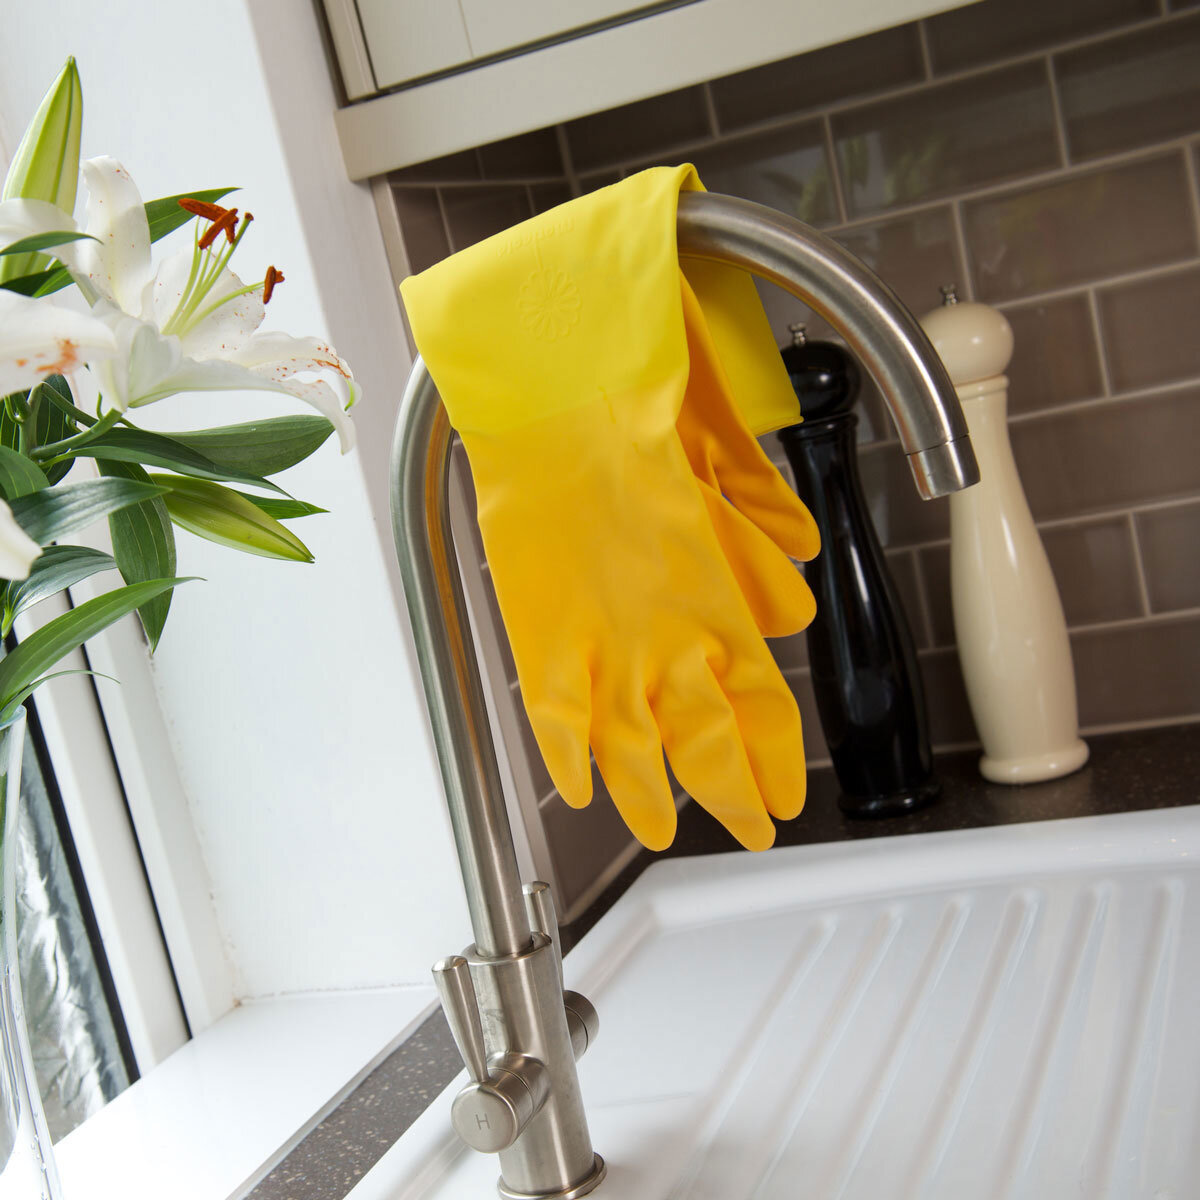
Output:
[0, 497, 41, 581]
[79, 158, 357, 450]
[0, 286, 116, 397]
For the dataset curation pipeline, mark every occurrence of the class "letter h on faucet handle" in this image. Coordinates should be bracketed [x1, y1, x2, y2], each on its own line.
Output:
[433, 954, 550, 1154]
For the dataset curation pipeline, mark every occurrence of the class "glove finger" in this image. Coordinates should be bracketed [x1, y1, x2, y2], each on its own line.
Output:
[713, 649, 807, 822]
[677, 279, 821, 564]
[520, 659, 594, 811]
[651, 655, 777, 852]
[698, 479, 817, 639]
[590, 686, 678, 851]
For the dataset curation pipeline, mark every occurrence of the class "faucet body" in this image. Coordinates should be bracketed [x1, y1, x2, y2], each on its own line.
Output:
[388, 192, 978, 1199]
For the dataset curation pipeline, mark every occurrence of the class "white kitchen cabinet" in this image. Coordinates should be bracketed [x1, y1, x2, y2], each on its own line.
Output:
[460, 0, 671, 61]
[330, 0, 975, 179]
[355, 0, 473, 88]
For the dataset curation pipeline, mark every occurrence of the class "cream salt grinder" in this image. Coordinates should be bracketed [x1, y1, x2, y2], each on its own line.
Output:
[920, 287, 1088, 783]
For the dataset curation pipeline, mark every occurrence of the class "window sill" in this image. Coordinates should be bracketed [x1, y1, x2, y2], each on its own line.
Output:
[56, 986, 436, 1200]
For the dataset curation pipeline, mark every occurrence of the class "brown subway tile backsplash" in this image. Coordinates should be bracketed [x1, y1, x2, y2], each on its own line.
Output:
[541, 763, 634, 918]
[564, 85, 710, 172]
[709, 25, 925, 133]
[859, 443, 951, 548]
[964, 153, 1198, 302]
[771, 631, 808, 672]
[835, 207, 964, 316]
[1041, 518, 1146, 624]
[1056, 15, 1200, 162]
[1097, 266, 1200, 393]
[1073, 613, 1200, 727]
[1136, 503, 1200, 612]
[687, 120, 835, 227]
[1003, 294, 1105, 414]
[884, 549, 929, 649]
[392, 188, 449, 275]
[832, 62, 1058, 218]
[529, 182, 573, 213]
[441, 185, 533, 250]
[918, 648, 978, 747]
[477, 128, 564, 180]
[924, 0, 1158, 75]
[786, 669, 830, 766]
[515, 690, 555, 803]
[391, 147, 481, 185]
[1010, 387, 1200, 520]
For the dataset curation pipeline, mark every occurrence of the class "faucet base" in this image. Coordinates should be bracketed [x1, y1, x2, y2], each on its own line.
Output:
[497, 1154, 607, 1200]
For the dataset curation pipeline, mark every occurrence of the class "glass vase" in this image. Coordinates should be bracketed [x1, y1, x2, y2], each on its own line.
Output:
[0, 707, 64, 1199]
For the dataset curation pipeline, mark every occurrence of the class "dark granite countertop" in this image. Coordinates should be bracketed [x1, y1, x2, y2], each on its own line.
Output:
[247, 720, 1199, 1200]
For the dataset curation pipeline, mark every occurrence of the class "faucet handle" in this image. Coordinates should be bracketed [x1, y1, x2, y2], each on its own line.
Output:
[433, 955, 489, 1084]
[523, 881, 562, 984]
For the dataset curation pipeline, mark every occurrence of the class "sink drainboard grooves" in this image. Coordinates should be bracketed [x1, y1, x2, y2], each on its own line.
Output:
[899, 889, 1042, 1199]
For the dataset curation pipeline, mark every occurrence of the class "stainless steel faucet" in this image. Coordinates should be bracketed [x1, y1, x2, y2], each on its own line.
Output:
[388, 191, 979, 1200]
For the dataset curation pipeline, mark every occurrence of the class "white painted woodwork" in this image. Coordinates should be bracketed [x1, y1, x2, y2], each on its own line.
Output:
[333, 0, 976, 179]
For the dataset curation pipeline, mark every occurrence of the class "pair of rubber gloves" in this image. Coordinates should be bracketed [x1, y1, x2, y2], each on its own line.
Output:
[401, 165, 819, 852]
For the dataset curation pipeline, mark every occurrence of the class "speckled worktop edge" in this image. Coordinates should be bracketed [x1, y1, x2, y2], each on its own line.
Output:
[245, 720, 1200, 1200]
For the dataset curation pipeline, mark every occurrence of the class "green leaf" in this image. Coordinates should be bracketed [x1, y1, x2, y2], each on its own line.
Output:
[0, 576, 194, 717]
[71, 426, 286, 494]
[0, 445, 48, 498]
[2, 377, 79, 483]
[98, 461, 178, 652]
[145, 187, 237, 243]
[34, 376, 81, 482]
[0, 669, 116, 715]
[233, 493, 327, 520]
[172, 416, 335, 479]
[2, 544, 116, 635]
[151, 475, 313, 562]
[9, 477, 168, 545]
[0, 230, 96, 258]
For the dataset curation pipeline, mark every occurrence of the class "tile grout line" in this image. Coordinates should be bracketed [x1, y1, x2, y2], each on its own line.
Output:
[949, 200, 976, 301]
[823, 113, 849, 225]
[1084, 288, 1114, 398]
[905, 546, 938, 650]
[1182, 140, 1200, 249]
[555, 124, 582, 198]
[432, 187, 455, 252]
[990, 255, 1200, 312]
[1126, 513, 1155, 619]
[1043, 54, 1071, 169]
[701, 81, 721, 137]
[1064, 604, 1200, 639]
[1079, 711, 1200, 738]
[872, 493, 1200, 558]
[916, 20, 934, 80]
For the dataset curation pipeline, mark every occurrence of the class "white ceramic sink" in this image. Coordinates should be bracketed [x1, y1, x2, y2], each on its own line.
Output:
[352, 806, 1200, 1200]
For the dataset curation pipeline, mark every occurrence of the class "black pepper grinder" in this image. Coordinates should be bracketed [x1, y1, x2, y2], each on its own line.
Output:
[777, 325, 940, 818]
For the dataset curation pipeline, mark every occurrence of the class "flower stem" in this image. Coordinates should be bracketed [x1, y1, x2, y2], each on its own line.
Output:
[32, 406, 121, 461]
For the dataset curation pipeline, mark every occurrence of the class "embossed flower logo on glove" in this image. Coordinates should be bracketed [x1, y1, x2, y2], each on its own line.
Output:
[518, 269, 581, 341]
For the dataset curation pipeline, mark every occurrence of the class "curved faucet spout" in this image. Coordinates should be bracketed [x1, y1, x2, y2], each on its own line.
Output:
[676, 192, 979, 498]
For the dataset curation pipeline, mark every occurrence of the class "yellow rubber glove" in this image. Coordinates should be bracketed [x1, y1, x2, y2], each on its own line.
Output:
[676, 272, 819, 637]
[402, 165, 812, 851]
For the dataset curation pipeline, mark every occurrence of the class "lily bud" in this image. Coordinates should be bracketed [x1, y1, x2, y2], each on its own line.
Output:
[0, 57, 83, 283]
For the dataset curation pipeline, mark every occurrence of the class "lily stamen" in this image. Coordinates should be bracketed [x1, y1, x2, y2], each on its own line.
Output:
[178, 197, 232, 223]
[262, 266, 284, 304]
[198, 206, 240, 250]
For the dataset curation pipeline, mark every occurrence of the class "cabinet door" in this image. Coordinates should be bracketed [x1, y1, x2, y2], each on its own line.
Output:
[356, 0, 473, 87]
[460, 0, 670, 59]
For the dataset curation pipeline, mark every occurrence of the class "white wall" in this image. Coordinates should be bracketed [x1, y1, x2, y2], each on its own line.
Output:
[0, 0, 469, 1007]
